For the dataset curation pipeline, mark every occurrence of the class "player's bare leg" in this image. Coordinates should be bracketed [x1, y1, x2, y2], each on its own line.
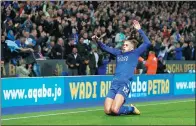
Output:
[104, 97, 114, 115]
[111, 94, 140, 115]
[111, 94, 124, 114]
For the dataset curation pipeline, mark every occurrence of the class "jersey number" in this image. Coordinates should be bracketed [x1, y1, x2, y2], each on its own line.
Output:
[122, 86, 129, 96]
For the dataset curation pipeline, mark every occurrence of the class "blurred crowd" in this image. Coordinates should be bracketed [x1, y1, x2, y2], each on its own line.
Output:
[1, 1, 196, 77]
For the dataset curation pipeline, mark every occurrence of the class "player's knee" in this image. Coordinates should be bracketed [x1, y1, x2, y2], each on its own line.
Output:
[104, 106, 112, 115]
[111, 106, 119, 114]
[104, 109, 111, 115]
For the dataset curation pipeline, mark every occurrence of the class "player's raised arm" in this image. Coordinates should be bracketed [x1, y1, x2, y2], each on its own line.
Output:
[133, 20, 151, 55]
[92, 35, 121, 56]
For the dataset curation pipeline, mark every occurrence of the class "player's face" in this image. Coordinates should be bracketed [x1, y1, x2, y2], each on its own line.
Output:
[122, 41, 134, 52]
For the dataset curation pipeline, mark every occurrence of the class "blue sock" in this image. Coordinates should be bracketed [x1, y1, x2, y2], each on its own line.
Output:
[117, 106, 134, 115]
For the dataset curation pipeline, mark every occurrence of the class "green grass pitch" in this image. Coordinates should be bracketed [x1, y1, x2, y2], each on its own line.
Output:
[2, 98, 195, 125]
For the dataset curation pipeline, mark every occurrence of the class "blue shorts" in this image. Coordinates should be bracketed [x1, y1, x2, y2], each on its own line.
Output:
[106, 80, 130, 102]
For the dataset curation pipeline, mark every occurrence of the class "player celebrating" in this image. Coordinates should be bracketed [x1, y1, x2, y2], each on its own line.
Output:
[92, 20, 151, 116]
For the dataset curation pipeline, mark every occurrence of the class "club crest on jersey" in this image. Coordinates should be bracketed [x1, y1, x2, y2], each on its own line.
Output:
[117, 56, 128, 62]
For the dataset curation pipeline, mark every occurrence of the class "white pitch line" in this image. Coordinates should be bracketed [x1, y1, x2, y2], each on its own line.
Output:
[2, 99, 195, 121]
[2, 109, 103, 121]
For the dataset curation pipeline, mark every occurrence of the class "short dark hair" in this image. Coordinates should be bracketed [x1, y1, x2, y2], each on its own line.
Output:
[124, 39, 138, 49]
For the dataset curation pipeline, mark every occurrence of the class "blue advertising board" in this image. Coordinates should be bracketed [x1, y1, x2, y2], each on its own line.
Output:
[63, 76, 113, 103]
[1, 77, 65, 108]
[1, 73, 194, 110]
[63, 74, 173, 102]
[174, 74, 195, 95]
[128, 74, 173, 98]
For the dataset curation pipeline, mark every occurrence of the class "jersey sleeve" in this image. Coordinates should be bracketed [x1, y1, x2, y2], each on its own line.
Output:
[135, 29, 151, 55]
[98, 41, 121, 56]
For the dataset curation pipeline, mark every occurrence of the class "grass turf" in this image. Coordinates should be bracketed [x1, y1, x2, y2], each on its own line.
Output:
[2, 98, 195, 125]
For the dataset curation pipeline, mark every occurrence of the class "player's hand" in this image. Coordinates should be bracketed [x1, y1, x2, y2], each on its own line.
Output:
[133, 20, 141, 30]
[76, 63, 79, 66]
[92, 33, 106, 42]
[70, 64, 74, 67]
[92, 35, 99, 42]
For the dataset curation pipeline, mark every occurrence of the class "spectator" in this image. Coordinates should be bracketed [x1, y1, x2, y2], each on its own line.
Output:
[79, 55, 89, 75]
[183, 42, 192, 60]
[34, 46, 45, 60]
[47, 41, 55, 59]
[189, 42, 195, 60]
[24, 30, 36, 48]
[15, 36, 33, 52]
[89, 47, 99, 75]
[64, 39, 75, 59]
[1, 34, 6, 61]
[174, 43, 188, 60]
[21, 15, 33, 32]
[52, 38, 64, 59]
[158, 45, 167, 60]
[29, 29, 37, 43]
[156, 56, 169, 74]
[3, 18, 14, 34]
[63, 19, 72, 41]
[66, 48, 81, 76]
[83, 32, 91, 46]
[14, 36, 36, 66]
[1, 61, 4, 77]
[166, 36, 176, 60]
[37, 25, 43, 38]
[162, 25, 171, 38]
[115, 27, 126, 48]
[7, 29, 15, 41]
[77, 37, 90, 58]
[154, 37, 163, 56]
[193, 45, 196, 60]
[16, 58, 32, 77]
[135, 57, 146, 74]
[71, 28, 79, 45]
[145, 51, 158, 75]
[4, 36, 34, 66]
[36, 31, 49, 56]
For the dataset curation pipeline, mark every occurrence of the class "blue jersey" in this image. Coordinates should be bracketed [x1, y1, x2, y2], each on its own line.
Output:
[98, 29, 151, 82]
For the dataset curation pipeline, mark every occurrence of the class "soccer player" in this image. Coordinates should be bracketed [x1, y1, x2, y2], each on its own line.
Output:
[92, 20, 151, 116]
